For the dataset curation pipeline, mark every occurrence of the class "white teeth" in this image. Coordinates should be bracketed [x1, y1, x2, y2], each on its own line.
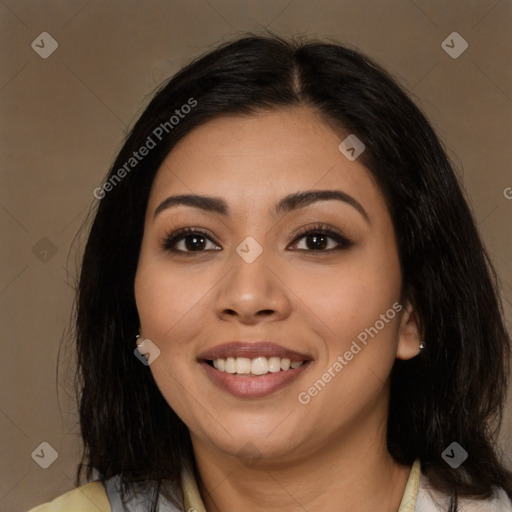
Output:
[251, 357, 268, 375]
[210, 356, 306, 375]
[236, 357, 251, 374]
[268, 357, 281, 373]
[225, 357, 236, 374]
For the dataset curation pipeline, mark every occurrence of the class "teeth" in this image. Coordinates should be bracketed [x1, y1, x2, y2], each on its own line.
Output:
[225, 357, 236, 374]
[236, 357, 251, 374]
[251, 356, 268, 375]
[268, 357, 281, 373]
[210, 357, 305, 375]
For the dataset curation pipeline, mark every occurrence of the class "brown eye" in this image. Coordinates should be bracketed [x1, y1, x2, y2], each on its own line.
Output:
[289, 223, 354, 252]
[161, 227, 221, 254]
[302, 233, 330, 250]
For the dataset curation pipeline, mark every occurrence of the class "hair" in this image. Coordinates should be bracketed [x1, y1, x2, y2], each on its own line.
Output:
[73, 33, 512, 510]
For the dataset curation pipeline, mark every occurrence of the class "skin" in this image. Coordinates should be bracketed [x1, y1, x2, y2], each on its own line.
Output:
[134, 106, 422, 512]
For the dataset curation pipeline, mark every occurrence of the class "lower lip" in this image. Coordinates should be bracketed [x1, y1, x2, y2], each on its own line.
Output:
[200, 360, 310, 398]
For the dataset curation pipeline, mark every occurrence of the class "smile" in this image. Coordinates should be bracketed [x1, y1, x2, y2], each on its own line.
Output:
[208, 356, 306, 375]
[198, 341, 312, 398]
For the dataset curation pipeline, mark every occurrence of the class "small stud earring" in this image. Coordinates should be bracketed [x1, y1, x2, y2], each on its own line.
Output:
[419, 341, 425, 350]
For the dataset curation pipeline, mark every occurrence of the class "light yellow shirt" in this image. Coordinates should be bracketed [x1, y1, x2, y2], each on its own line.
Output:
[27, 459, 512, 511]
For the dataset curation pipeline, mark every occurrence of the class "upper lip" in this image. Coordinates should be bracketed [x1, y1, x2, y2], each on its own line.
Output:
[198, 341, 311, 362]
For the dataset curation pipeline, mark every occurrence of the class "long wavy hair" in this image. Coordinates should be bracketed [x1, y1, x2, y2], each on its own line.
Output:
[73, 34, 512, 510]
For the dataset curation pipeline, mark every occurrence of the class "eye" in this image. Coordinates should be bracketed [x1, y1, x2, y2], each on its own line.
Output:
[160, 226, 221, 254]
[288, 223, 354, 252]
[160, 223, 353, 255]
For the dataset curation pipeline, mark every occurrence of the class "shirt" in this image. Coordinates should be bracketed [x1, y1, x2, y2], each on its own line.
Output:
[27, 459, 512, 511]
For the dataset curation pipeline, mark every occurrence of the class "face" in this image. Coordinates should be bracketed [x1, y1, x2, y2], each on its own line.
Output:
[134, 107, 420, 465]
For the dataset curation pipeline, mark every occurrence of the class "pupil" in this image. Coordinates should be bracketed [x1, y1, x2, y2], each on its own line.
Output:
[186, 235, 205, 250]
[308, 234, 326, 250]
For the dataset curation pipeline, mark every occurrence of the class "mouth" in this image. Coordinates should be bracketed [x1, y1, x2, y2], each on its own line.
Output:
[205, 356, 307, 375]
[198, 342, 312, 398]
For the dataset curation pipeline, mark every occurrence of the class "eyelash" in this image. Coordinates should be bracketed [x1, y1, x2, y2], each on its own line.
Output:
[160, 223, 354, 255]
[291, 223, 354, 252]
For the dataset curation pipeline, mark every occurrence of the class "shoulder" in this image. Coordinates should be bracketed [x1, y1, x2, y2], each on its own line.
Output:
[417, 471, 512, 511]
[26, 481, 110, 512]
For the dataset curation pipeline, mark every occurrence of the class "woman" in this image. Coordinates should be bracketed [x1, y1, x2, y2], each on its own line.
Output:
[30, 34, 512, 511]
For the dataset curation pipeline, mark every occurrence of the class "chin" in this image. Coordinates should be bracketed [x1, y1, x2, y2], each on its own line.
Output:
[191, 420, 307, 464]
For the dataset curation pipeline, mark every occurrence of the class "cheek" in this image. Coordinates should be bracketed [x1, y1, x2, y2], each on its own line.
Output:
[302, 252, 401, 341]
[298, 239, 402, 399]
[298, 272, 401, 427]
[134, 259, 205, 423]
[135, 257, 211, 344]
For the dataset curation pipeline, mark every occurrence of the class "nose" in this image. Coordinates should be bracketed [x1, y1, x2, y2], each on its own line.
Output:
[215, 249, 292, 325]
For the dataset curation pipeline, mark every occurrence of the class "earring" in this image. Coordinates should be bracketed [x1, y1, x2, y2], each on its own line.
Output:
[419, 341, 425, 350]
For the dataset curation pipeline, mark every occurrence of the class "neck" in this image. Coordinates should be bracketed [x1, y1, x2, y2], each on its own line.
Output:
[191, 413, 411, 512]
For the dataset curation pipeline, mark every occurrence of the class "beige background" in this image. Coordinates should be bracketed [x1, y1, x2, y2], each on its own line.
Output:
[1, 1, 511, 510]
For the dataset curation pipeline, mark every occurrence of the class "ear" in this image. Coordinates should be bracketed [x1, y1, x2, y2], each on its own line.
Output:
[396, 301, 422, 360]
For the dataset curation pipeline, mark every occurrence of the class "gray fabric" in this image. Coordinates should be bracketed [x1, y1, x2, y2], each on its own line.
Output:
[104, 475, 184, 512]
[103, 470, 512, 512]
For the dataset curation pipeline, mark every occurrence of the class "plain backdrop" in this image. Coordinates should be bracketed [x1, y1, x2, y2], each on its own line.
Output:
[1, 1, 511, 510]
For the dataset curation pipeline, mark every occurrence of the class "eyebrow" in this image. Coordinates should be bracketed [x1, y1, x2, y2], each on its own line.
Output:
[153, 189, 370, 223]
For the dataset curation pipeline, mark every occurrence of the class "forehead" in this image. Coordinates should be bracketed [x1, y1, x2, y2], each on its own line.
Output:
[148, 107, 385, 215]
